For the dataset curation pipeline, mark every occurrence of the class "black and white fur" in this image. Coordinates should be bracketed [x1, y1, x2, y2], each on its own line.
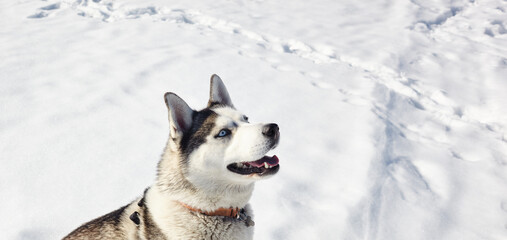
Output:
[64, 74, 280, 240]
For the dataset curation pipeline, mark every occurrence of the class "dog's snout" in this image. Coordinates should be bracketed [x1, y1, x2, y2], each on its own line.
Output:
[262, 123, 279, 138]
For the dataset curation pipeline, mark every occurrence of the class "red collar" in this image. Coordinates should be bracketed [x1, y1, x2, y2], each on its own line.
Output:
[180, 203, 241, 218]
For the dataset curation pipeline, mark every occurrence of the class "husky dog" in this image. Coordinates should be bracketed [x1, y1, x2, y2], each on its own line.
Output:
[64, 75, 280, 240]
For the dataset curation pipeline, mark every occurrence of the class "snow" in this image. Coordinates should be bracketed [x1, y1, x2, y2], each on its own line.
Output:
[1, 0, 507, 239]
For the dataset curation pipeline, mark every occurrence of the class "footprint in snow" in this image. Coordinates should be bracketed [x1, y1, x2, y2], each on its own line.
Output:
[27, 3, 60, 19]
[28, 11, 49, 19]
[484, 20, 507, 37]
[40, 3, 60, 11]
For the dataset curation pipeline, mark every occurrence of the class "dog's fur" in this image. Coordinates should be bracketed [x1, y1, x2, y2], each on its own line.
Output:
[64, 75, 280, 240]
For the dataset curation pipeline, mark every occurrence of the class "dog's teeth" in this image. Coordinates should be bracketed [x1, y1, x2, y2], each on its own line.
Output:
[264, 162, 269, 168]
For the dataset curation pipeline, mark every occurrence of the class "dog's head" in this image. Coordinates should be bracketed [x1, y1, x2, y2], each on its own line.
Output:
[163, 75, 280, 186]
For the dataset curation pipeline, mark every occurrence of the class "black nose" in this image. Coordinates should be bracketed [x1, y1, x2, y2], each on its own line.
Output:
[262, 123, 279, 138]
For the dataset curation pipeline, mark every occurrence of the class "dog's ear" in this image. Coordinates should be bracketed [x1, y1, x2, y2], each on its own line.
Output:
[208, 74, 234, 108]
[164, 93, 194, 139]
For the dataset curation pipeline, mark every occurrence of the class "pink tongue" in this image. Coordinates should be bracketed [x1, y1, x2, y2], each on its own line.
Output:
[247, 155, 279, 167]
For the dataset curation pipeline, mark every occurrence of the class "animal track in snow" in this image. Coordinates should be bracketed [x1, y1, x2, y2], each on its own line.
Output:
[28, 2, 60, 18]
[27, 0, 505, 145]
[27, 0, 341, 66]
[417, 7, 464, 30]
[40, 3, 61, 11]
[38, 1, 463, 124]
[28, 11, 50, 19]
[485, 20, 507, 37]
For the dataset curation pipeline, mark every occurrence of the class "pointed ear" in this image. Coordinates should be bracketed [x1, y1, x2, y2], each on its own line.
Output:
[164, 93, 194, 138]
[208, 74, 234, 108]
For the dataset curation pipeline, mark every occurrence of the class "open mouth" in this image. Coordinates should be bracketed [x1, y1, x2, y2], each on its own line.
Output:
[227, 155, 280, 176]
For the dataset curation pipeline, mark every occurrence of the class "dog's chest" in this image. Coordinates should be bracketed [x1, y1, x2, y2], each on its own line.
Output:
[139, 202, 254, 240]
[169, 214, 253, 240]
[147, 214, 253, 240]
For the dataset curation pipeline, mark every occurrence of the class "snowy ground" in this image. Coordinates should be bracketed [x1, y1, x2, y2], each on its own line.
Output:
[1, 0, 507, 239]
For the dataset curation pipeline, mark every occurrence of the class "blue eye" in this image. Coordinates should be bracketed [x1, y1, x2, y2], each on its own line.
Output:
[217, 129, 231, 137]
